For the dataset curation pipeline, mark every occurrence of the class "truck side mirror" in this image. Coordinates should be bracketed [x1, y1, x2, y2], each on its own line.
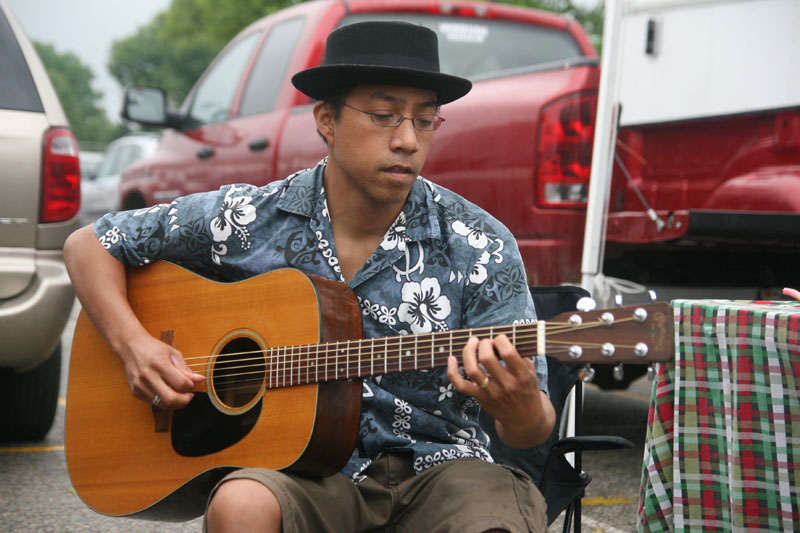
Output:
[122, 87, 168, 126]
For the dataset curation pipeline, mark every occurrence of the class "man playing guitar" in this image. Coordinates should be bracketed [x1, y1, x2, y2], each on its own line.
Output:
[64, 21, 555, 532]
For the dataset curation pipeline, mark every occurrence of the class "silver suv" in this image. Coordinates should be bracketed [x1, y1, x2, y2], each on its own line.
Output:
[0, 0, 79, 441]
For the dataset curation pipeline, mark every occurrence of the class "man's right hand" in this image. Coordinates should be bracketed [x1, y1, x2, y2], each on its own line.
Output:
[118, 332, 205, 410]
[64, 225, 204, 410]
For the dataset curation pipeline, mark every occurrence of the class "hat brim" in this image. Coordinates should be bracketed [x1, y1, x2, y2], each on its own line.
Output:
[292, 65, 472, 105]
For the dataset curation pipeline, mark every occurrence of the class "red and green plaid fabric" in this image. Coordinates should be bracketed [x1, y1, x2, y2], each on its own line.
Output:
[639, 299, 800, 532]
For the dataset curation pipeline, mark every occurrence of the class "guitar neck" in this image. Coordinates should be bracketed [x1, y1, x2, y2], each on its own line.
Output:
[262, 303, 673, 389]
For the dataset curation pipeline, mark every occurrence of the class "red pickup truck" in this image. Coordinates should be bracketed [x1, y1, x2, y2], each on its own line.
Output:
[119, 0, 600, 290]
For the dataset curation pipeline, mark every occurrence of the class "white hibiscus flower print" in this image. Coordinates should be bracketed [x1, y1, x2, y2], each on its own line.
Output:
[398, 277, 451, 334]
[452, 220, 488, 249]
[380, 212, 408, 251]
[210, 187, 257, 264]
[469, 251, 491, 285]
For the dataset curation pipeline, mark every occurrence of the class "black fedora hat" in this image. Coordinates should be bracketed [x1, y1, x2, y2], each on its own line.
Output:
[291, 21, 472, 105]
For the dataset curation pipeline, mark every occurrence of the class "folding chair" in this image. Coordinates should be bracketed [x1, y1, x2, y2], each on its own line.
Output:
[479, 286, 634, 532]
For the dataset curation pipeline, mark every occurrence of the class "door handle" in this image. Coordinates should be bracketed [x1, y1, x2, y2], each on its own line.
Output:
[248, 137, 269, 152]
[196, 146, 214, 159]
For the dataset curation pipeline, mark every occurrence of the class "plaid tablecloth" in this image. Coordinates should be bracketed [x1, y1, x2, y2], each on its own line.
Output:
[638, 299, 800, 532]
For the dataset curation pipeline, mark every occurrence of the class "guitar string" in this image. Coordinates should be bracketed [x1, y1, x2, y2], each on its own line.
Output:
[180, 318, 622, 367]
[204, 345, 583, 396]
[188, 317, 646, 391]
[201, 338, 637, 378]
[182, 318, 640, 378]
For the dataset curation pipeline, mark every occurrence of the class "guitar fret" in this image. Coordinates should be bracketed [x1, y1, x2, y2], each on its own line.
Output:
[414, 335, 418, 370]
[269, 346, 274, 389]
[298, 345, 303, 385]
[398, 337, 402, 373]
[340, 341, 346, 379]
[355, 339, 362, 379]
[449, 331, 453, 360]
[371, 338, 375, 376]
[431, 334, 435, 368]
[384, 337, 388, 374]
[314, 343, 319, 383]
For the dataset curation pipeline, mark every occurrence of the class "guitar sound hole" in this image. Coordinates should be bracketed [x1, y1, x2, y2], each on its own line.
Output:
[212, 336, 266, 411]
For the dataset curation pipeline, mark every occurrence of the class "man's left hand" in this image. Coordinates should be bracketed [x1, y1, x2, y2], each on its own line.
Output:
[446, 335, 555, 448]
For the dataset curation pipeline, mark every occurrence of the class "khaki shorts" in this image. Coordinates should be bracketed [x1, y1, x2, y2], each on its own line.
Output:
[205, 453, 547, 532]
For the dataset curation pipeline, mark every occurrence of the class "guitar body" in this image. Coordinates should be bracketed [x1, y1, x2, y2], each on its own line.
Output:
[65, 261, 362, 520]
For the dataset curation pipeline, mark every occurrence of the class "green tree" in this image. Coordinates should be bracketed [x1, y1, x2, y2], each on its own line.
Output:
[109, 0, 295, 107]
[34, 42, 127, 146]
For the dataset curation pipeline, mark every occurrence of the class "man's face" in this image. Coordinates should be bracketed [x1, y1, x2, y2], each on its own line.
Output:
[317, 84, 439, 210]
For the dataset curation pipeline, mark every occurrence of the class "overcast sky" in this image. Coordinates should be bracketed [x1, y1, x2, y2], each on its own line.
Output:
[6, 0, 170, 123]
[6, 0, 601, 123]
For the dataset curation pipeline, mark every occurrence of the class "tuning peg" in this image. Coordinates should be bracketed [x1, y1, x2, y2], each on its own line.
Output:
[580, 364, 596, 383]
[614, 294, 624, 307]
[613, 363, 624, 381]
[647, 289, 658, 302]
[647, 364, 657, 381]
[576, 297, 597, 312]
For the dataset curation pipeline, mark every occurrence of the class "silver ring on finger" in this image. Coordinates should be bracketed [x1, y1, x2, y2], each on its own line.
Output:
[152, 394, 161, 406]
[480, 376, 490, 389]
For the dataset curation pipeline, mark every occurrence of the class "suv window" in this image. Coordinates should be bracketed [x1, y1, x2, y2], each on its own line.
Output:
[0, 9, 43, 112]
[239, 16, 306, 117]
[187, 31, 262, 126]
[343, 14, 583, 79]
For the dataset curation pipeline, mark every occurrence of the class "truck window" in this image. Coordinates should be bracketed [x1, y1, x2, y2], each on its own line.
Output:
[187, 31, 261, 126]
[342, 14, 583, 79]
[239, 16, 306, 117]
[0, 9, 43, 112]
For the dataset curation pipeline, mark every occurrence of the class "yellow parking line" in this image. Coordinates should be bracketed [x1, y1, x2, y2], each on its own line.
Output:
[0, 445, 64, 454]
[582, 496, 632, 506]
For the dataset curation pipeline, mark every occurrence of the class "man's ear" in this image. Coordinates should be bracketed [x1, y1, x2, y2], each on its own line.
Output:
[313, 101, 335, 145]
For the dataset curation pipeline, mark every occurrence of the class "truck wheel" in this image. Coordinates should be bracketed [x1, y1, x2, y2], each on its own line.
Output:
[0, 344, 61, 442]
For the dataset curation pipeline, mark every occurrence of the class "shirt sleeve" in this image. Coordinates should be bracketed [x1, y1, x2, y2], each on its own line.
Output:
[92, 188, 227, 275]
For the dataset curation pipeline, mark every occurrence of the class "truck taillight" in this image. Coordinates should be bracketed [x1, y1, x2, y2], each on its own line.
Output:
[536, 93, 597, 208]
[41, 127, 80, 223]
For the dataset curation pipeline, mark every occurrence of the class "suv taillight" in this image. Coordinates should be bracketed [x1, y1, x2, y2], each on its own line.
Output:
[536, 93, 597, 208]
[41, 127, 80, 222]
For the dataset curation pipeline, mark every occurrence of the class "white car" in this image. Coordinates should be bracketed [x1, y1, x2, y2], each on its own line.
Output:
[80, 132, 159, 225]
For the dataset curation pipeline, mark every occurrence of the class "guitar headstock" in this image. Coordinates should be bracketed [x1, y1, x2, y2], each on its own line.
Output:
[545, 303, 673, 363]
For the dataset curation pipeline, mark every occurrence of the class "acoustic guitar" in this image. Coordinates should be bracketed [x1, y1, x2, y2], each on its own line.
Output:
[65, 260, 673, 520]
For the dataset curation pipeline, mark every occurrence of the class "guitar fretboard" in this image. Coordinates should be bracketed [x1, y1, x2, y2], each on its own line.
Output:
[262, 323, 532, 389]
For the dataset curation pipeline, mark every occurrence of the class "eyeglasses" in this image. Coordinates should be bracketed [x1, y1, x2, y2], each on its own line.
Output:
[342, 103, 445, 131]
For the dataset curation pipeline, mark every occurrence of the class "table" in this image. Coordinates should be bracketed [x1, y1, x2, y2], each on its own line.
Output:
[638, 299, 800, 532]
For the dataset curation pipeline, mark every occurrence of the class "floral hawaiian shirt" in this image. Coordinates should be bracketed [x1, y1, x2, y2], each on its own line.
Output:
[94, 158, 545, 481]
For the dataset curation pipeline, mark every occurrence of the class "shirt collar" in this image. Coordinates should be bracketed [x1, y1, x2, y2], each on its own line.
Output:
[276, 157, 442, 244]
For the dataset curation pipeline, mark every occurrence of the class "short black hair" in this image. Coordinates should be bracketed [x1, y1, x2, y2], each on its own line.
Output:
[316, 86, 353, 145]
